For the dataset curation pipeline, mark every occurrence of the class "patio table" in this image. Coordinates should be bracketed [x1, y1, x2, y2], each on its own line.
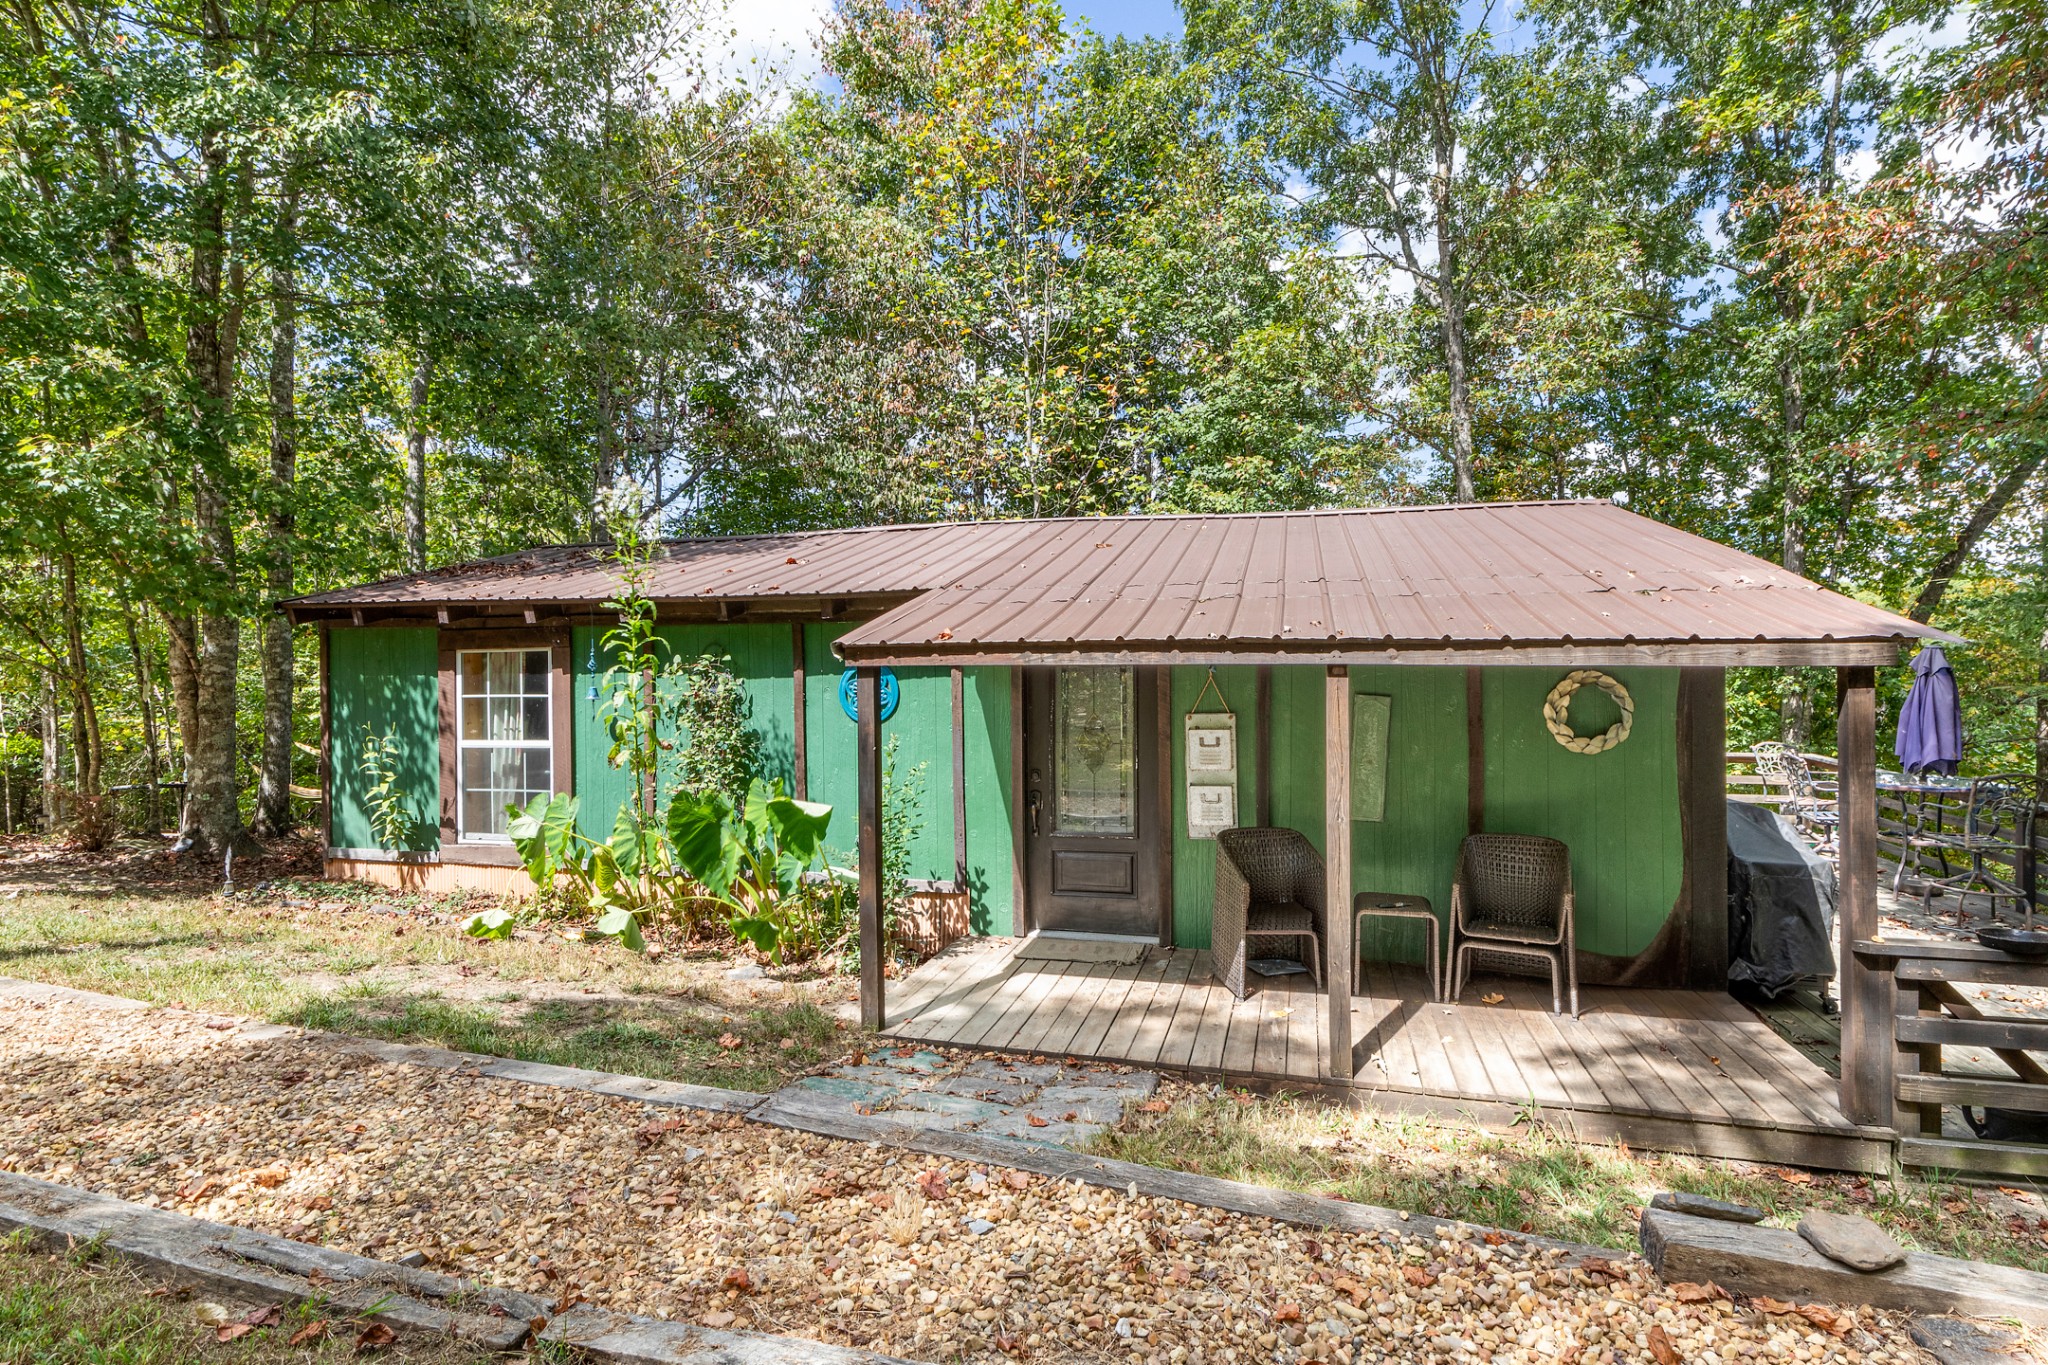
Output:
[1879, 774, 1971, 896]
[1353, 892, 1442, 1003]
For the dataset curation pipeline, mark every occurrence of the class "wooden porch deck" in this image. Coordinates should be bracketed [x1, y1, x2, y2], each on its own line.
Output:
[884, 937, 1894, 1172]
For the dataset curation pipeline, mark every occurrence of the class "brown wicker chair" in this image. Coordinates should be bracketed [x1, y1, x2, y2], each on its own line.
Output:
[1450, 834, 1578, 1018]
[1211, 827, 1325, 1000]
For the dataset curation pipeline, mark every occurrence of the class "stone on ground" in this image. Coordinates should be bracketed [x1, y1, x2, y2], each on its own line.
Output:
[1649, 1191, 1765, 1223]
[1798, 1210, 1909, 1272]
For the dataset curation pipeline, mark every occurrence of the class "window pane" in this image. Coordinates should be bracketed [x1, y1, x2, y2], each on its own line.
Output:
[522, 695, 549, 741]
[521, 651, 550, 695]
[484, 696, 518, 742]
[1054, 668, 1136, 835]
[524, 749, 552, 792]
[463, 792, 501, 838]
[460, 698, 486, 741]
[460, 653, 487, 693]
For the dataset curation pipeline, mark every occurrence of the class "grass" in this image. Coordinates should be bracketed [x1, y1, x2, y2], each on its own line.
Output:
[284, 988, 844, 1091]
[0, 1233, 488, 1364]
[0, 880, 860, 1092]
[1094, 1087, 2048, 1273]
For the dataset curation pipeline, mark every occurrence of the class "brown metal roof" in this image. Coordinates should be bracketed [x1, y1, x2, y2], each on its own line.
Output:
[831, 501, 1948, 666]
[288, 501, 1949, 666]
[283, 521, 1039, 609]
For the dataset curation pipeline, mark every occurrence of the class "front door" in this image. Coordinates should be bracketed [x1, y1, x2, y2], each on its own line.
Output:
[1024, 666, 1162, 938]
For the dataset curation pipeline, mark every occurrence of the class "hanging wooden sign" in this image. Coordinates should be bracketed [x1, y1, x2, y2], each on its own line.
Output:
[1184, 669, 1238, 841]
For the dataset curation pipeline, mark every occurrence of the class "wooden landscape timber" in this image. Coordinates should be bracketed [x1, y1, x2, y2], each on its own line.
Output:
[1638, 1209, 2048, 1327]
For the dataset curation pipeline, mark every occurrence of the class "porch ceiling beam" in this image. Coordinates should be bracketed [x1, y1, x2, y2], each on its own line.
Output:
[834, 642, 1907, 670]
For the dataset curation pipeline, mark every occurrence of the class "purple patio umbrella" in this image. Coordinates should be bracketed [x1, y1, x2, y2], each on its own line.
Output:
[1894, 644, 1963, 775]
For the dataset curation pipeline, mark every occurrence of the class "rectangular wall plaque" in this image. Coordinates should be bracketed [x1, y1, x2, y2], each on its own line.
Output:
[1351, 692, 1391, 821]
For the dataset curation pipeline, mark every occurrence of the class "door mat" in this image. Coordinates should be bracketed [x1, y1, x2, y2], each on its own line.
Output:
[1014, 937, 1148, 965]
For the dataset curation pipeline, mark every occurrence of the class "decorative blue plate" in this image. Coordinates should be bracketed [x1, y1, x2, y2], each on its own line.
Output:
[838, 667, 899, 723]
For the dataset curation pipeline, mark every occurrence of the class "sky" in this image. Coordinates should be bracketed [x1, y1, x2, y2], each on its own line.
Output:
[723, 0, 1185, 89]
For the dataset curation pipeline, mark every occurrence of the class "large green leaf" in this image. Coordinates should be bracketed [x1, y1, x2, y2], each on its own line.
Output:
[461, 908, 516, 940]
[764, 795, 833, 864]
[595, 905, 646, 953]
[608, 806, 646, 878]
[665, 787, 741, 897]
[506, 793, 579, 883]
[729, 914, 782, 959]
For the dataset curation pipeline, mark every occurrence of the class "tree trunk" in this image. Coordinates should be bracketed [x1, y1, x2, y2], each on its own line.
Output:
[405, 349, 431, 572]
[0, 688, 12, 836]
[1440, 278, 1478, 503]
[177, 2, 247, 858]
[162, 610, 200, 787]
[255, 190, 300, 840]
[57, 553, 103, 798]
[123, 605, 163, 836]
[1775, 345, 1812, 749]
[39, 670, 61, 830]
[1910, 446, 2047, 623]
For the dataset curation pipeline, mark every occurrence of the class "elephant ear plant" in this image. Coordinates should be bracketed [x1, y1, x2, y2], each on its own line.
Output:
[667, 778, 852, 960]
[500, 780, 848, 960]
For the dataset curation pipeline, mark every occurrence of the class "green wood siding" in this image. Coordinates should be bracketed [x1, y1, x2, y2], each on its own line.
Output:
[1482, 667, 1681, 958]
[571, 623, 800, 840]
[1247, 665, 1467, 964]
[326, 627, 441, 852]
[569, 626, 637, 840]
[962, 667, 1014, 935]
[800, 625, 958, 885]
[1168, 666, 1262, 947]
[1162, 664, 1679, 964]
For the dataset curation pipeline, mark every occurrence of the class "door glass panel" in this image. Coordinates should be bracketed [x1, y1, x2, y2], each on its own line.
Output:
[1054, 668, 1136, 835]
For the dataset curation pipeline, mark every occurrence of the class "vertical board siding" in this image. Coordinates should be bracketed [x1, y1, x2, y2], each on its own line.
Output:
[1170, 665, 1466, 962]
[963, 667, 1014, 935]
[327, 627, 441, 852]
[1341, 666, 1469, 964]
[1482, 666, 1681, 958]
[1168, 666, 1262, 947]
[800, 625, 960, 886]
[569, 626, 637, 841]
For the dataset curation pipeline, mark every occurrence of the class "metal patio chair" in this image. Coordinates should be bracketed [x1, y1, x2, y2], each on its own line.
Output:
[1211, 827, 1325, 1000]
[1919, 774, 2040, 925]
[1450, 833, 1578, 1018]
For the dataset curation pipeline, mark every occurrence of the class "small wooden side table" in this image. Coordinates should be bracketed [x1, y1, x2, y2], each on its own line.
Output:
[1352, 893, 1442, 1002]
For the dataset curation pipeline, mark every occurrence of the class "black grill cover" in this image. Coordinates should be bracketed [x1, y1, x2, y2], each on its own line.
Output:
[1727, 799, 1837, 996]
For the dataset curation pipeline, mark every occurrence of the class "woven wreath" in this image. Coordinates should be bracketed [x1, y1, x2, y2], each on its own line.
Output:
[1543, 670, 1634, 754]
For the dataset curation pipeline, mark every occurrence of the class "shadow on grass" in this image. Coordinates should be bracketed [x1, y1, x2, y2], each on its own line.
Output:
[278, 989, 844, 1093]
[0, 934, 215, 963]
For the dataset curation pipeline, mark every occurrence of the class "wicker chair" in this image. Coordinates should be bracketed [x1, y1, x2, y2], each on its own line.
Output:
[1211, 827, 1325, 1000]
[1450, 834, 1578, 1018]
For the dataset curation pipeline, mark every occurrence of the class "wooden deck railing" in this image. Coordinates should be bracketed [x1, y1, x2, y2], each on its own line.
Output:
[1851, 938, 2048, 1178]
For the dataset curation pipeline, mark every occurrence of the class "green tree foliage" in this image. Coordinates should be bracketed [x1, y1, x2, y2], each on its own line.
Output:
[2, 0, 2044, 856]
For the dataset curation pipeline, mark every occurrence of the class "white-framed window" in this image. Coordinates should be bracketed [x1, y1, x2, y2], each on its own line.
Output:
[456, 648, 553, 840]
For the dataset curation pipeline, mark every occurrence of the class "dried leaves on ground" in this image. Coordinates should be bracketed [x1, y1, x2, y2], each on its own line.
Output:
[0, 994, 1940, 1364]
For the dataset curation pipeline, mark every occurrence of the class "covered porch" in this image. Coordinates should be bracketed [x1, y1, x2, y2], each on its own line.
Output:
[825, 503, 1945, 1172]
[882, 936, 1893, 1172]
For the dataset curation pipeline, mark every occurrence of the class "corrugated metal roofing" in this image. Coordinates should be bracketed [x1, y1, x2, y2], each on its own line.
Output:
[287, 501, 1945, 660]
[284, 521, 1036, 607]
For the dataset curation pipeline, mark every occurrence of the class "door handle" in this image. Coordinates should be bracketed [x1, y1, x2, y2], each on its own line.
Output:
[1028, 788, 1042, 836]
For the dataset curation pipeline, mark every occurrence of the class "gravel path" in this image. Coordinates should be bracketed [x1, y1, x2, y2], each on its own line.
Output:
[0, 992, 1932, 1364]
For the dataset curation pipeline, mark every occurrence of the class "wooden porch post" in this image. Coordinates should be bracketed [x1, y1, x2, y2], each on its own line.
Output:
[790, 623, 807, 800]
[858, 665, 886, 1030]
[1325, 667, 1353, 1081]
[1835, 666, 1886, 1125]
